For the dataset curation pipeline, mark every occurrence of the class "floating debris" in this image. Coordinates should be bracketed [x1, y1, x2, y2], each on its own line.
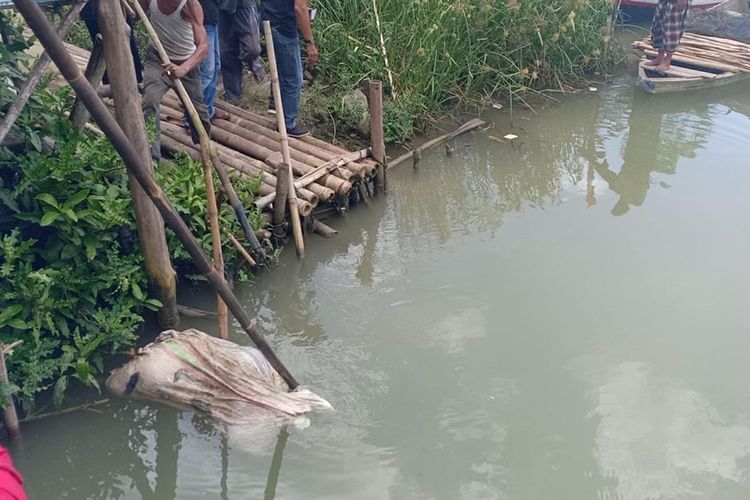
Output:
[503, 133, 518, 140]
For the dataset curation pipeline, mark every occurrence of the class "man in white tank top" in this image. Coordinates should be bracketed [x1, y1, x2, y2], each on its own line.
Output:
[138, 0, 210, 161]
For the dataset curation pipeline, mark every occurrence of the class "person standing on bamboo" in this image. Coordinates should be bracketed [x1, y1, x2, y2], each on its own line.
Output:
[218, 0, 266, 103]
[139, 0, 211, 161]
[646, 0, 690, 71]
[261, 0, 318, 138]
[198, 0, 230, 121]
[81, 0, 143, 84]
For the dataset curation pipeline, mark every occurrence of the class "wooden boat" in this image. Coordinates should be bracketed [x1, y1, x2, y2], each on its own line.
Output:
[621, 0, 722, 8]
[637, 58, 750, 93]
[633, 32, 750, 93]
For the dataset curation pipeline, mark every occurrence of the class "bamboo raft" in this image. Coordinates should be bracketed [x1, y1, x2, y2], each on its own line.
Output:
[60, 42, 379, 216]
[633, 32, 750, 93]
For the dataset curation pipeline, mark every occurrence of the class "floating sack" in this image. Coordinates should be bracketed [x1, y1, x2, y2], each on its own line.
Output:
[106, 329, 332, 424]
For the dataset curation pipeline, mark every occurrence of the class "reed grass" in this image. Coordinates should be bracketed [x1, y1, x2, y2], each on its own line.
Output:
[316, 0, 616, 135]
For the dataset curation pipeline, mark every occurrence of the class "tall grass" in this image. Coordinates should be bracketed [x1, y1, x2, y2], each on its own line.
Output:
[316, 0, 615, 135]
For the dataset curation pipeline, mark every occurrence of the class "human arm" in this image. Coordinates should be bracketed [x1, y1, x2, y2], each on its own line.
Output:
[294, 0, 318, 66]
[164, 0, 208, 78]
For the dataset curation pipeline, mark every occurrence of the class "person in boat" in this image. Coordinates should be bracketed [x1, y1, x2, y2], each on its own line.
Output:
[139, 0, 211, 162]
[645, 0, 690, 71]
[261, 0, 319, 138]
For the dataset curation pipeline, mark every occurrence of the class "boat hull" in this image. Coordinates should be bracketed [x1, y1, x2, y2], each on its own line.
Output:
[637, 61, 749, 93]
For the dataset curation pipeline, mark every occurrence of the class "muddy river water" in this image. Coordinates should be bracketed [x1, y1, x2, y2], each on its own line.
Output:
[12, 64, 750, 499]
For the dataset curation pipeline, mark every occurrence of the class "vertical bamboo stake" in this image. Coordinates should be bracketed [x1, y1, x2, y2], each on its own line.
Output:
[70, 35, 106, 130]
[129, 0, 227, 337]
[263, 426, 289, 500]
[263, 20, 304, 258]
[99, 0, 179, 328]
[0, 345, 20, 440]
[368, 79, 387, 193]
[273, 162, 289, 230]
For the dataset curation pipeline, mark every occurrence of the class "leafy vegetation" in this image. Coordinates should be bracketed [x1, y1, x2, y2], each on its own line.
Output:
[314, 0, 618, 141]
[0, 16, 267, 411]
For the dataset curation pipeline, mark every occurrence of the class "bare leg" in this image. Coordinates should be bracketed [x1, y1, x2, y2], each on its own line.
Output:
[644, 49, 665, 67]
[653, 51, 673, 71]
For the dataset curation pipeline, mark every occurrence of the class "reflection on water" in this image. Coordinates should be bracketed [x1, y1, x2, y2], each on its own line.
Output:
[13, 72, 750, 499]
[591, 362, 750, 500]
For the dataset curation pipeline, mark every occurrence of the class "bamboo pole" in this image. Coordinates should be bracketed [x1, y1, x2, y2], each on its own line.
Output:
[164, 92, 368, 179]
[264, 20, 304, 258]
[70, 36, 106, 130]
[273, 162, 289, 232]
[159, 128, 324, 206]
[263, 426, 290, 500]
[20, 399, 109, 423]
[12, 0, 300, 390]
[312, 219, 338, 238]
[99, 0, 178, 328]
[389, 118, 485, 169]
[371, 0, 395, 99]
[0, 344, 20, 439]
[128, 0, 229, 338]
[214, 99, 379, 173]
[255, 149, 367, 208]
[0, 0, 86, 146]
[228, 234, 257, 266]
[368, 79, 387, 192]
[160, 103, 353, 193]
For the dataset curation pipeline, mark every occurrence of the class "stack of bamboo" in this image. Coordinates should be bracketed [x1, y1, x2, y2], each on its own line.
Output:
[633, 32, 750, 73]
[62, 42, 377, 215]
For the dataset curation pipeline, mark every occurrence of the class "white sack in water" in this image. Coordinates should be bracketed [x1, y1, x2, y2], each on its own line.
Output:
[106, 329, 332, 424]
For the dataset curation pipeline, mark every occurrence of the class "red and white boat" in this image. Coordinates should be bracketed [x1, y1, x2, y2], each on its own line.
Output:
[620, 0, 726, 9]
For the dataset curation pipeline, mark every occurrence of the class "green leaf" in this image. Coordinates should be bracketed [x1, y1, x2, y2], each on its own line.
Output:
[85, 241, 96, 261]
[35, 193, 59, 209]
[40, 211, 60, 226]
[75, 359, 90, 381]
[143, 298, 163, 311]
[53, 376, 68, 409]
[63, 189, 90, 209]
[29, 132, 42, 152]
[8, 318, 30, 330]
[0, 189, 19, 213]
[131, 282, 145, 301]
[62, 208, 78, 222]
[0, 305, 23, 327]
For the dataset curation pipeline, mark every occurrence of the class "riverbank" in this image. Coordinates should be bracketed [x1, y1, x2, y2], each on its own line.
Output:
[1, 0, 620, 417]
[15, 52, 750, 498]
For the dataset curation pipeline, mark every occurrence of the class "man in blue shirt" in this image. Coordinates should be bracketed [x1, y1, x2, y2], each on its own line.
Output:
[261, 0, 318, 138]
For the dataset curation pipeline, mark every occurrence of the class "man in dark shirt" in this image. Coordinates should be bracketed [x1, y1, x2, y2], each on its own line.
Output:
[261, 0, 318, 137]
[199, 0, 230, 120]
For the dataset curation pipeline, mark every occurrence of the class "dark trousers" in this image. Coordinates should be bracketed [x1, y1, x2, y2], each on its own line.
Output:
[81, 0, 143, 84]
[141, 49, 210, 161]
[218, 0, 265, 101]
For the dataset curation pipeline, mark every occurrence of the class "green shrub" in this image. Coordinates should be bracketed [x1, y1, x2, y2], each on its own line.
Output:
[0, 93, 153, 410]
[315, 0, 617, 140]
[0, 13, 270, 410]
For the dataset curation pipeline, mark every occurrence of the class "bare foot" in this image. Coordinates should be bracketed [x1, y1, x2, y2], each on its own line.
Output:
[213, 109, 230, 121]
[653, 63, 671, 72]
[644, 58, 661, 67]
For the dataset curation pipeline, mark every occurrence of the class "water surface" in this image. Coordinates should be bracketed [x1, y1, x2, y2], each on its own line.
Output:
[13, 71, 750, 500]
